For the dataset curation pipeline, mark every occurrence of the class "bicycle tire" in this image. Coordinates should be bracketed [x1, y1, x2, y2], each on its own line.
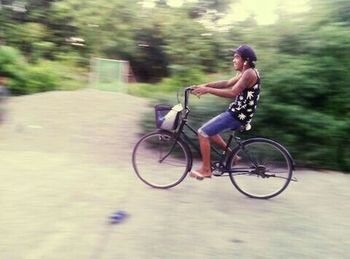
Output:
[132, 130, 192, 189]
[228, 138, 293, 199]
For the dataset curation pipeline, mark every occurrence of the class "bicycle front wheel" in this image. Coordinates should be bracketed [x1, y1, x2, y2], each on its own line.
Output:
[229, 138, 293, 199]
[132, 130, 191, 189]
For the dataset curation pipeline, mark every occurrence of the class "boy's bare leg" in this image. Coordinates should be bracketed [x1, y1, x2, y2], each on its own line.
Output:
[190, 133, 212, 179]
[210, 134, 231, 152]
[210, 134, 241, 163]
[191, 133, 241, 180]
[197, 133, 212, 176]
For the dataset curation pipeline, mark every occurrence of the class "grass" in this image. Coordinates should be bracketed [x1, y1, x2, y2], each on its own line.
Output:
[127, 72, 230, 98]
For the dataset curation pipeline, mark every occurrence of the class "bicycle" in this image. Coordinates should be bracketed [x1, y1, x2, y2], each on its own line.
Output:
[132, 87, 296, 199]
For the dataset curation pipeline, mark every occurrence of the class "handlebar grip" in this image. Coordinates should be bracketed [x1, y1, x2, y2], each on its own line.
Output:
[183, 87, 193, 108]
[184, 86, 193, 92]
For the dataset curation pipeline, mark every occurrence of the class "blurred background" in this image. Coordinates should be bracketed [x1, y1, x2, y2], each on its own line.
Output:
[0, 0, 349, 172]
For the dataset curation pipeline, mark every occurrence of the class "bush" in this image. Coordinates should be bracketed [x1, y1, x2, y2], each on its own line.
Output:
[0, 46, 28, 94]
[0, 46, 88, 94]
[25, 61, 60, 93]
[254, 52, 350, 172]
[169, 65, 206, 87]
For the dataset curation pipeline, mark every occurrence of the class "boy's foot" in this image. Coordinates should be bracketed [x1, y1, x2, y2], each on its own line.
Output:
[189, 170, 212, 180]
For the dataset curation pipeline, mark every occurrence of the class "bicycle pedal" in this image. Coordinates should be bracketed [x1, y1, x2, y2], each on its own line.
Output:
[212, 171, 223, 177]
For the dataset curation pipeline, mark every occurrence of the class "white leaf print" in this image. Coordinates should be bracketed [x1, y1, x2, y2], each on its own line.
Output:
[249, 114, 253, 117]
[253, 84, 259, 89]
[238, 113, 246, 120]
[247, 91, 254, 99]
[249, 101, 254, 106]
[239, 96, 244, 101]
[257, 95, 260, 101]
[247, 108, 252, 112]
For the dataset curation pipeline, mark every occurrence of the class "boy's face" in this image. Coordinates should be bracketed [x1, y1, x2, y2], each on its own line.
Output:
[232, 53, 244, 71]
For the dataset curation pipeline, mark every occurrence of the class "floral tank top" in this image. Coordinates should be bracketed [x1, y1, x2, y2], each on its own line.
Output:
[228, 69, 261, 125]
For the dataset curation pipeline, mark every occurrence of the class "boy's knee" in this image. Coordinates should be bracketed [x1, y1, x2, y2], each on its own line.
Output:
[198, 128, 209, 138]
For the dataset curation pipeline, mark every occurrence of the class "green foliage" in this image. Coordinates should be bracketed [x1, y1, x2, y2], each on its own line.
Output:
[127, 81, 176, 98]
[0, 46, 27, 94]
[252, 100, 342, 168]
[0, 46, 25, 76]
[169, 65, 206, 87]
[25, 61, 60, 93]
[0, 46, 86, 94]
[128, 69, 209, 98]
[25, 59, 87, 92]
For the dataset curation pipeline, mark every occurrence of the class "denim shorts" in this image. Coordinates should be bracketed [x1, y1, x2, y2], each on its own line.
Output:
[198, 111, 242, 138]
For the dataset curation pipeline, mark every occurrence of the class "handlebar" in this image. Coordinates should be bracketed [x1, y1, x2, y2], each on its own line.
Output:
[181, 86, 252, 132]
[183, 86, 193, 109]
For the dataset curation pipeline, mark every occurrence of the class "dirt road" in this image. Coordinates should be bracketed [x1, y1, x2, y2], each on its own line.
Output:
[0, 89, 349, 259]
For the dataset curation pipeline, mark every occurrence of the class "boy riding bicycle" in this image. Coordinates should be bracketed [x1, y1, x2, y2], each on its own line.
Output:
[190, 44, 261, 180]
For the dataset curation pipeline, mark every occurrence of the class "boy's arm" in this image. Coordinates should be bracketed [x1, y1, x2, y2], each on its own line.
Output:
[205, 74, 241, 89]
[193, 70, 256, 98]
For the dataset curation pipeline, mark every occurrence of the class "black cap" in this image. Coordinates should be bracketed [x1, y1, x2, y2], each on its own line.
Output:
[233, 45, 257, 62]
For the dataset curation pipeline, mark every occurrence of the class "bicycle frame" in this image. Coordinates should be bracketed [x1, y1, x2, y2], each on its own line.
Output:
[159, 87, 295, 178]
[181, 123, 260, 175]
[166, 87, 257, 175]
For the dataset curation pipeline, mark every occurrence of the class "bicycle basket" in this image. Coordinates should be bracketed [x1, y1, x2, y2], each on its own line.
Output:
[155, 103, 183, 130]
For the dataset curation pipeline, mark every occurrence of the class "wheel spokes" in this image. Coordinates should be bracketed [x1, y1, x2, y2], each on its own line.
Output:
[229, 139, 293, 199]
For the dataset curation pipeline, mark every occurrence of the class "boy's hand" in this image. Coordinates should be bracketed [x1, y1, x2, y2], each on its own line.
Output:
[191, 85, 209, 96]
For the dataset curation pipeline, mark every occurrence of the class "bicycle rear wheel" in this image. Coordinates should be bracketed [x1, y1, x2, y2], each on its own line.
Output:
[132, 130, 191, 189]
[229, 138, 293, 199]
